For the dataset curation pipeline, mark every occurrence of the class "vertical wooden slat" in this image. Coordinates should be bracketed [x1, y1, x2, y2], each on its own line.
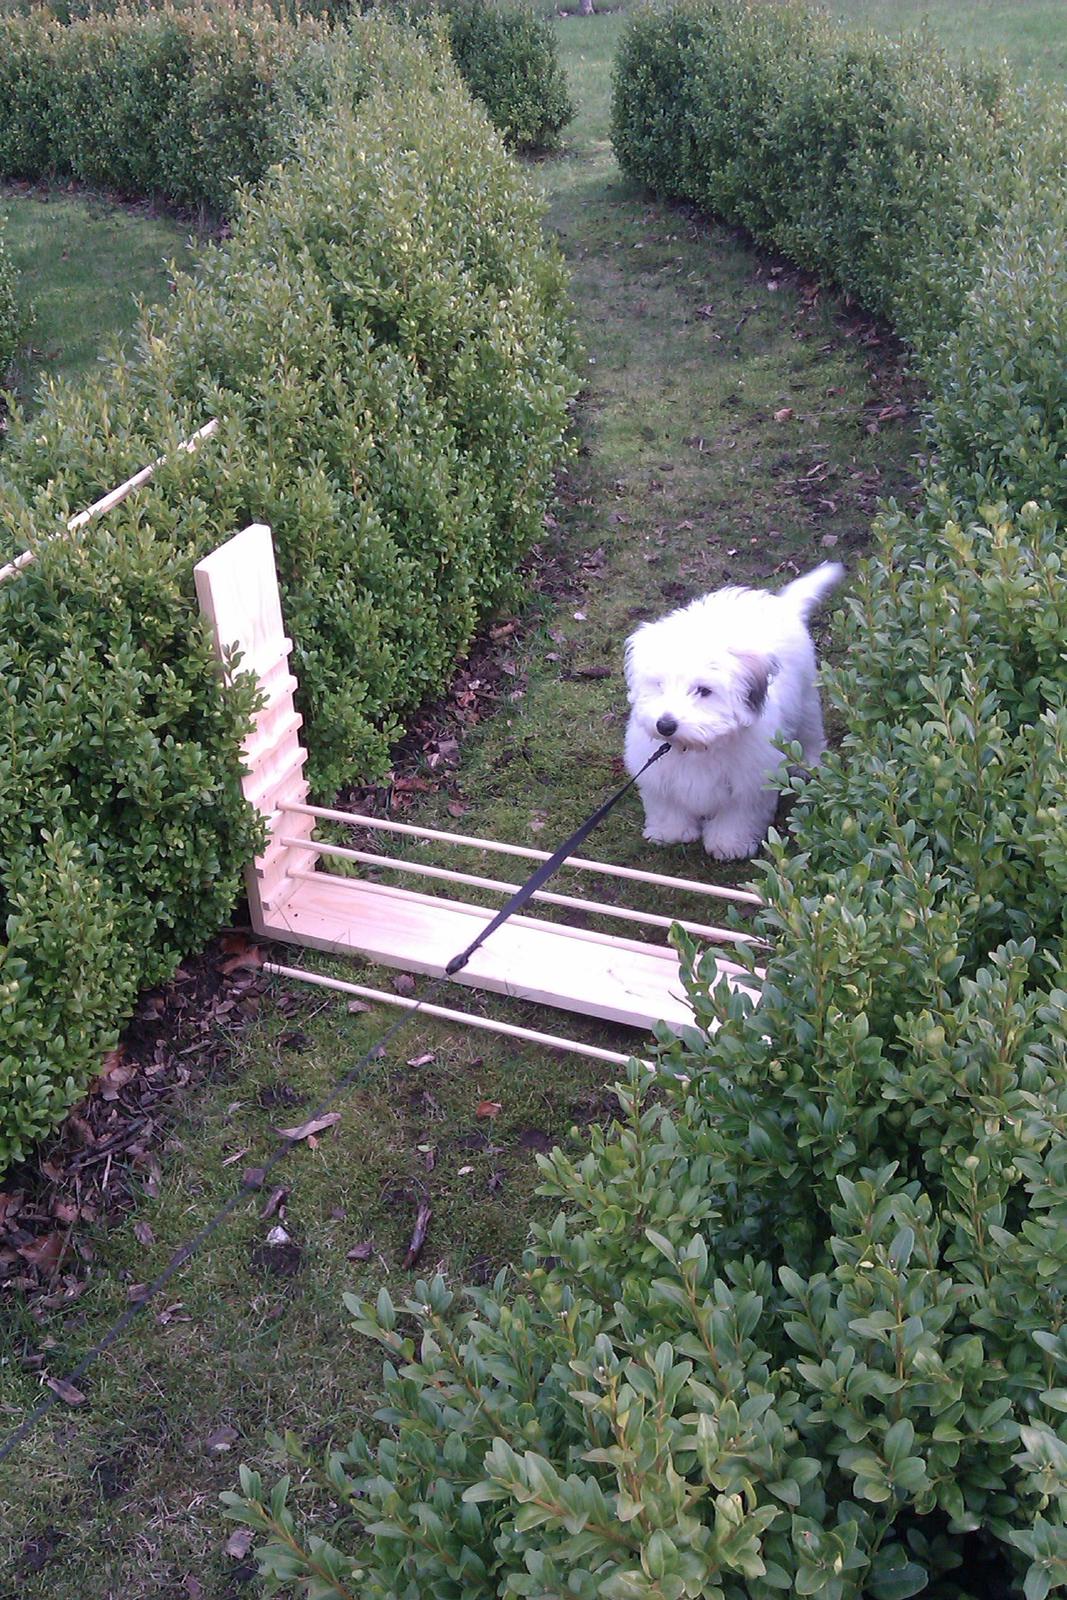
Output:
[193, 524, 317, 926]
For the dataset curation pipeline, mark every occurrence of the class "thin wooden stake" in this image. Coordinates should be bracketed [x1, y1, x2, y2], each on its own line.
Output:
[277, 834, 763, 946]
[0, 419, 219, 585]
[280, 801, 764, 907]
[262, 962, 652, 1068]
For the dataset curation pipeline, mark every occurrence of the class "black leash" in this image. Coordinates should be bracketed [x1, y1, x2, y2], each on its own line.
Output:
[445, 742, 672, 976]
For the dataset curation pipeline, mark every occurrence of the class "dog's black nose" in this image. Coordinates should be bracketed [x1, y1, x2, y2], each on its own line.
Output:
[656, 715, 678, 737]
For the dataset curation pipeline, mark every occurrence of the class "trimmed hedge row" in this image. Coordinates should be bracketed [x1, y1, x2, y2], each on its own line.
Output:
[610, 3, 1056, 353]
[223, 7, 1067, 1598]
[0, 0, 572, 173]
[0, 15, 577, 1166]
[434, 0, 574, 151]
[0, 3, 340, 213]
[611, 0, 1067, 519]
[345, 0, 574, 150]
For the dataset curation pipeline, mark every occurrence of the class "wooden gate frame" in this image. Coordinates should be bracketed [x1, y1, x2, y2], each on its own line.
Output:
[194, 524, 763, 1062]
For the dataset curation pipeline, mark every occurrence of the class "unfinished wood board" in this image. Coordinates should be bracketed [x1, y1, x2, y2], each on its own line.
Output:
[258, 868, 758, 1031]
[193, 522, 317, 919]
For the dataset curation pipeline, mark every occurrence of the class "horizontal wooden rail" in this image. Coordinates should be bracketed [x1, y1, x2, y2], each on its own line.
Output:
[262, 962, 652, 1068]
[285, 866, 739, 971]
[279, 833, 763, 946]
[0, 418, 219, 585]
[281, 801, 764, 907]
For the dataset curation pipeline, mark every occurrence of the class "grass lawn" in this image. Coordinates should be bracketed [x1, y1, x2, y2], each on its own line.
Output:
[826, 0, 1067, 91]
[6, 0, 1064, 1590]
[0, 187, 195, 406]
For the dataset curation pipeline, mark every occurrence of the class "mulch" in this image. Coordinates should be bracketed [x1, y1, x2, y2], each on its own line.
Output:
[0, 936, 271, 1313]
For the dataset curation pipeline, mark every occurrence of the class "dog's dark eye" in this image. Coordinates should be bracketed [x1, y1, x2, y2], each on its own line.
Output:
[695, 684, 713, 698]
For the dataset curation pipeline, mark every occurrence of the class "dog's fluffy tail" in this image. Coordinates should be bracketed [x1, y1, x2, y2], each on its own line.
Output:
[778, 561, 845, 620]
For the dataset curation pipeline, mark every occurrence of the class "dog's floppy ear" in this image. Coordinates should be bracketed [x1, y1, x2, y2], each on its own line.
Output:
[732, 651, 779, 714]
[623, 624, 648, 695]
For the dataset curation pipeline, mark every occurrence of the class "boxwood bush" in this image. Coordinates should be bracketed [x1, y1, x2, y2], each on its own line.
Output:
[436, 0, 573, 151]
[0, 16, 576, 1166]
[610, 2, 1058, 358]
[0, 2, 341, 213]
[0, 0, 572, 168]
[0, 510, 262, 1169]
[610, 0, 1067, 522]
[223, 6, 1067, 1597]
[346, 0, 574, 150]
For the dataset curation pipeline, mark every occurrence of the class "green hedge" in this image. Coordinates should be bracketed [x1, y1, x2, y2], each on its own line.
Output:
[223, 7, 1067, 1597]
[348, 0, 575, 150]
[0, 15, 576, 1167]
[439, 0, 574, 151]
[610, 3, 1048, 355]
[0, 0, 572, 166]
[610, 1, 1067, 522]
[930, 209, 1067, 514]
[0, 3, 342, 213]
[0, 512, 262, 1170]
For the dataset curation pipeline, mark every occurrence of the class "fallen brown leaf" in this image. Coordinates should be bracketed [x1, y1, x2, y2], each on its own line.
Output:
[476, 1101, 502, 1120]
[402, 1202, 432, 1271]
[275, 1113, 341, 1143]
[45, 1376, 87, 1406]
[260, 1187, 289, 1220]
[17, 1232, 64, 1273]
[346, 1240, 374, 1262]
[224, 1529, 255, 1560]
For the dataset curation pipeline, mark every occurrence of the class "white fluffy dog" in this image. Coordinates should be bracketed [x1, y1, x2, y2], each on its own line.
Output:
[624, 562, 844, 859]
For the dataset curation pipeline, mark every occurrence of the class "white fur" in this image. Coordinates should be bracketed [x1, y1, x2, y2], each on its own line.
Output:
[624, 562, 844, 859]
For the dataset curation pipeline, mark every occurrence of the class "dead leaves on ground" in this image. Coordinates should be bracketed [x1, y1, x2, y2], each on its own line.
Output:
[1, 937, 269, 1304]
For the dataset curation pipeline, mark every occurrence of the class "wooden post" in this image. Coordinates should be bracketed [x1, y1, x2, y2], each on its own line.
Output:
[193, 524, 317, 928]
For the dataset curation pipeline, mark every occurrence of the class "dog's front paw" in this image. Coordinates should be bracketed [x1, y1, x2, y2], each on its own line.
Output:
[701, 821, 763, 861]
[644, 820, 701, 845]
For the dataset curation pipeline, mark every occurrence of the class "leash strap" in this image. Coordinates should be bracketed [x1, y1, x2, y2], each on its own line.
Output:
[445, 742, 671, 976]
